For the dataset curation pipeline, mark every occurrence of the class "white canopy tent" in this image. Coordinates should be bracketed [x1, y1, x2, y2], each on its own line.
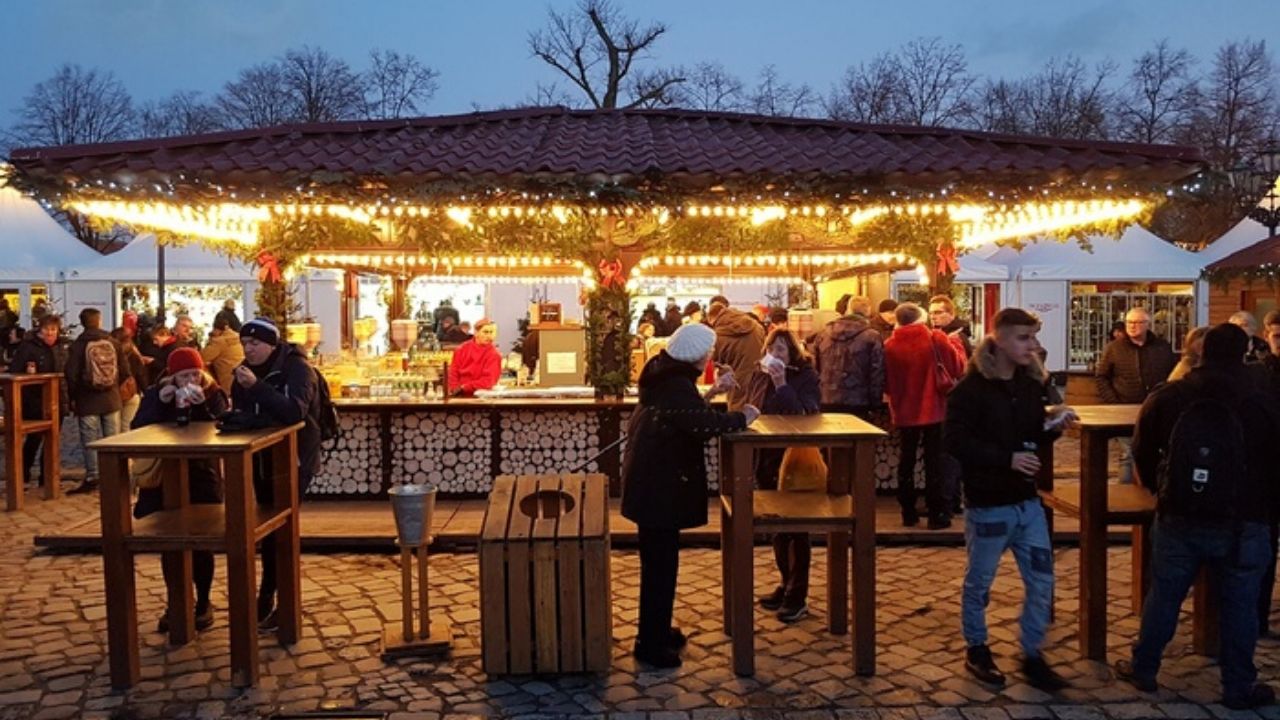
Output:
[0, 186, 104, 326]
[1192, 217, 1273, 325]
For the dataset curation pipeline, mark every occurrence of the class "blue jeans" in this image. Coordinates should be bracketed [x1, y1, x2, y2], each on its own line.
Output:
[77, 412, 120, 481]
[963, 498, 1054, 657]
[1131, 518, 1269, 699]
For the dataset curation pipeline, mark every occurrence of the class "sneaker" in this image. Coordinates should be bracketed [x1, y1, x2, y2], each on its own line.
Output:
[667, 627, 688, 650]
[927, 514, 953, 530]
[67, 479, 99, 495]
[633, 643, 682, 668]
[758, 586, 785, 611]
[965, 644, 1006, 686]
[776, 603, 808, 623]
[1113, 659, 1156, 692]
[195, 604, 214, 632]
[257, 608, 278, 634]
[1023, 655, 1070, 692]
[1224, 683, 1276, 710]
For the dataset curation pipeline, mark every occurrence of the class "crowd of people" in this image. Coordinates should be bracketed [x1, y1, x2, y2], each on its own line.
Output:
[8, 298, 327, 636]
[622, 291, 1280, 708]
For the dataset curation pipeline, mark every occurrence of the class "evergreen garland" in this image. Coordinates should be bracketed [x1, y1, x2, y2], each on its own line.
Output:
[584, 282, 633, 398]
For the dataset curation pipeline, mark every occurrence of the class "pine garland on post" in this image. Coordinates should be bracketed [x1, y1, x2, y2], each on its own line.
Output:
[585, 280, 633, 399]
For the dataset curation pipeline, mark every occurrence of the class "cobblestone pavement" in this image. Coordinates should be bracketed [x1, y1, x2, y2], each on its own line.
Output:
[6, 494, 1280, 720]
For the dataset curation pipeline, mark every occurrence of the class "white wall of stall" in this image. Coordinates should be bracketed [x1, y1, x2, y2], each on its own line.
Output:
[485, 282, 584, 358]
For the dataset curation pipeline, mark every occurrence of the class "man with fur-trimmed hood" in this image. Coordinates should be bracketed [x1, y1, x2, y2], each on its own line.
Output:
[944, 308, 1077, 692]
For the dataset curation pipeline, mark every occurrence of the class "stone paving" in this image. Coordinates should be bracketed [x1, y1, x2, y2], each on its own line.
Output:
[5, 493, 1280, 720]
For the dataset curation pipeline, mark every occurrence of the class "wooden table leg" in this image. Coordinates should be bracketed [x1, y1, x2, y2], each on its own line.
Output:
[224, 451, 259, 687]
[42, 379, 60, 501]
[1132, 523, 1152, 616]
[1192, 567, 1221, 656]
[162, 459, 195, 645]
[852, 439, 877, 676]
[99, 451, 139, 689]
[5, 381, 22, 512]
[827, 445, 851, 636]
[272, 434, 302, 645]
[730, 442, 754, 676]
[1078, 429, 1109, 661]
[1035, 443, 1055, 621]
[719, 441, 734, 636]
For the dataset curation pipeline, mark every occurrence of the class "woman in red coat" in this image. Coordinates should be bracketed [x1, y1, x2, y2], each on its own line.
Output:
[884, 302, 966, 529]
[447, 319, 502, 396]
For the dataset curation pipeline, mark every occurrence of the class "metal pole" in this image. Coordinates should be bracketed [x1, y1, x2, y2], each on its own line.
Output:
[157, 243, 167, 325]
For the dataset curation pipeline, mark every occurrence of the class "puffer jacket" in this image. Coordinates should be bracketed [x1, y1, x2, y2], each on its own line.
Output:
[944, 337, 1061, 509]
[1095, 331, 1176, 404]
[884, 323, 964, 427]
[230, 343, 322, 488]
[813, 314, 885, 410]
[621, 351, 747, 529]
[710, 307, 766, 411]
[201, 329, 245, 394]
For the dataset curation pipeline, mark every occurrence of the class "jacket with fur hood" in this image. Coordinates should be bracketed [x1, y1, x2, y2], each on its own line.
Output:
[710, 307, 766, 412]
[944, 337, 1061, 508]
[621, 351, 747, 529]
[813, 313, 885, 410]
[884, 323, 964, 427]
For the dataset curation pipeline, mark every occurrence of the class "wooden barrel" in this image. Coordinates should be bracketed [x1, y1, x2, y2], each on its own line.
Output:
[479, 473, 611, 674]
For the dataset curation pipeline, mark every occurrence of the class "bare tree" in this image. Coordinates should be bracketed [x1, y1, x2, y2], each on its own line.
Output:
[363, 49, 440, 119]
[216, 62, 296, 129]
[892, 37, 974, 126]
[825, 53, 900, 122]
[528, 0, 684, 109]
[138, 90, 222, 137]
[969, 79, 1029, 134]
[1181, 39, 1275, 170]
[675, 62, 745, 111]
[280, 46, 366, 122]
[1116, 40, 1196, 144]
[1018, 56, 1117, 139]
[9, 63, 134, 147]
[747, 65, 816, 117]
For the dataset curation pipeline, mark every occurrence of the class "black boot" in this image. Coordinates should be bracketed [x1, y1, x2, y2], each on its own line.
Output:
[1023, 655, 1070, 691]
[964, 644, 1005, 686]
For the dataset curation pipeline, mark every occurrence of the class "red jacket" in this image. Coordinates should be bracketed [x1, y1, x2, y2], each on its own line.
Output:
[883, 323, 965, 427]
[447, 339, 501, 395]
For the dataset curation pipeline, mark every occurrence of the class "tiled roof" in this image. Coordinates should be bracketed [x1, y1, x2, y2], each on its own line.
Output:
[7, 107, 1204, 195]
[1205, 234, 1280, 271]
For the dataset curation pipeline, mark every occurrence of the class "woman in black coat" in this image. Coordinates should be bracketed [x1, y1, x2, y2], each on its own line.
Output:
[621, 323, 759, 667]
[743, 327, 822, 622]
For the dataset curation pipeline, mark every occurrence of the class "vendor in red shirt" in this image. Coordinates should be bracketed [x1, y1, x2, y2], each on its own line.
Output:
[447, 319, 502, 396]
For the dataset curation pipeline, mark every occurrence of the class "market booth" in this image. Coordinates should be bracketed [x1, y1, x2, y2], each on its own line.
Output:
[6, 108, 1206, 499]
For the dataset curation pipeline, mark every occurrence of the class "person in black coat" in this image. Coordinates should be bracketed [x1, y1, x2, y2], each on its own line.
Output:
[7, 316, 65, 487]
[621, 323, 759, 668]
[230, 317, 322, 628]
[744, 327, 821, 622]
[132, 347, 229, 633]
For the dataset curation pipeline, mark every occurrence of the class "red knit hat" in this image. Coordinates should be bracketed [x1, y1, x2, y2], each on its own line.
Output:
[166, 346, 204, 375]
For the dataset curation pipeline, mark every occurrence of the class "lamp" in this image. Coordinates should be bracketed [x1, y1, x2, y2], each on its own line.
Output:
[1231, 139, 1280, 236]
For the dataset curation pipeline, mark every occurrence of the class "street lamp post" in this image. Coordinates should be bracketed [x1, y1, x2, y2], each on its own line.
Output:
[1230, 139, 1280, 237]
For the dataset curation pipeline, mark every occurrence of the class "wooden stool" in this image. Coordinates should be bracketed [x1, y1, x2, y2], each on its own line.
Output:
[2, 373, 62, 512]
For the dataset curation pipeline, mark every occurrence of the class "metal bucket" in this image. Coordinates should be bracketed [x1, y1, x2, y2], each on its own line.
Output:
[389, 483, 437, 546]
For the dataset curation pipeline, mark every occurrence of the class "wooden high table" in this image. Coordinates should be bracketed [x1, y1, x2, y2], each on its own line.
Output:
[719, 413, 886, 677]
[2, 373, 62, 511]
[91, 421, 305, 689]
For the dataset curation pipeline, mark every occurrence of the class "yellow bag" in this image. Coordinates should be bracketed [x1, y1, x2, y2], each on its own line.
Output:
[130, 457, 163, 490]
[778, 446, 828, 493]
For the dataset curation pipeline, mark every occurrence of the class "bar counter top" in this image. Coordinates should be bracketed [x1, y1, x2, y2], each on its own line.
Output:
[333, 396, 639, 410]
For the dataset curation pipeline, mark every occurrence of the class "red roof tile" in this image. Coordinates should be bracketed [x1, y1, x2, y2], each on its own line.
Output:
[1205, 234, 1280, 271]
[7, 107, 1204, 198]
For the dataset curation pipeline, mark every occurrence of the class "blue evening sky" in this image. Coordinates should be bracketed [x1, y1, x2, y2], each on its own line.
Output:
[1, 0, 1276, 121]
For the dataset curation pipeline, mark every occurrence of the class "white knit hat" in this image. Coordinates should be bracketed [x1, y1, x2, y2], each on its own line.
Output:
[666, 323, 716, 364]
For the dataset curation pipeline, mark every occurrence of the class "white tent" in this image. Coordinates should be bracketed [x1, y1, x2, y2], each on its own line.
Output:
[0, 186, 102, 280]
[981, 224, 1204, 282]
[1194, 217, 1271, 265]
[70, 233, 254, 282]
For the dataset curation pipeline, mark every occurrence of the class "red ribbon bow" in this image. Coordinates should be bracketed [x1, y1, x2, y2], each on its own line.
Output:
[936, 245, 960, 277]
[598, 258, 625, 289]
[256, 251, 283, 283]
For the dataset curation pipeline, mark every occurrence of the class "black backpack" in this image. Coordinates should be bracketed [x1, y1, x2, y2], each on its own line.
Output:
[1156, 391, 1247, 522]
[312, 367, 340, 445]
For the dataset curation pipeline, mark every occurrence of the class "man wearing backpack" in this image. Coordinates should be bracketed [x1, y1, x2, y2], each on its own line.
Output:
[65, 308, 128, 495]
[231, 317, 323, 630]
[1115, 324, 1279, 710]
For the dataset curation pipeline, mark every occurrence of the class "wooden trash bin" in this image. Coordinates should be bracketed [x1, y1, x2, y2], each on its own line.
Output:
[480, 473, 611, 674]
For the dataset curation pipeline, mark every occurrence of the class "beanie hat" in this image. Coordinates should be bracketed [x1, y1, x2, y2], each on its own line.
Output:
[166, 346, 205, 375]
[240, 317, 279, 346]
[666, 323, 716, 364]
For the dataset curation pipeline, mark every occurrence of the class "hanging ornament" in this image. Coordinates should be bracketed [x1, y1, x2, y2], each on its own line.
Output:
[598, 258, 625, 289]
[256, 251, 283, 283]
[935, 244, 959, 277]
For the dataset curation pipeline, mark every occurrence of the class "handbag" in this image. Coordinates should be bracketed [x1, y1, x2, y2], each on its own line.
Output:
[778, 446, 828, 492]
[129, 457, 163, 490]
[930, 334, 957, 395]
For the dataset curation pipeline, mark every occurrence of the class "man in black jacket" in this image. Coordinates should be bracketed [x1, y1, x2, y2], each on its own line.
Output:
[1115, 324, 1278, 710]
[1095, 306, 1176, 484]
[231, 317, 321, 630]
[65, 308, 128, 494]
[1256, 311, 1280, 636]
[945, 308, 1076, 691]
[7, 315, 65, 488]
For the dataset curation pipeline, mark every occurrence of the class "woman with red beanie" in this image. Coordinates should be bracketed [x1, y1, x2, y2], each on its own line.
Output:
[132, 346, 230, 633]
